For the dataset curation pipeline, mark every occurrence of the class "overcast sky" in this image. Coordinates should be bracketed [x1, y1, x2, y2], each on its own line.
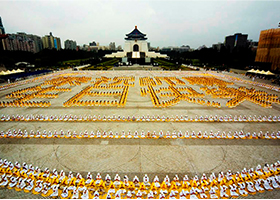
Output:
[1, 0, 279, 49]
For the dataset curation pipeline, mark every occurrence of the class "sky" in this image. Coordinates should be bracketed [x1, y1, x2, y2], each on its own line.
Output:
[1, 0, 279, 49]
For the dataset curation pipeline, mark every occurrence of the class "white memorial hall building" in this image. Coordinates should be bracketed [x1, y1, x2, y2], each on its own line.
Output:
[105, 26, 167, 64]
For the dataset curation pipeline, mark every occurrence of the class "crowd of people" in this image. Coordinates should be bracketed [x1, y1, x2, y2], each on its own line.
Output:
[0, 74, 279, 109]
[62, 77, 134, 108]
[0, 158, 279, 199]
[183, 77, 233, 87]
[0, 76, 92, 108]
[140, 76, 279, 109]
[141, 76, 223, 108]
[200, 85, 280, 108]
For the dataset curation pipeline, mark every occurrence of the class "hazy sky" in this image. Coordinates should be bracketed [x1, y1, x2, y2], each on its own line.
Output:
[1, 0, 279, 49]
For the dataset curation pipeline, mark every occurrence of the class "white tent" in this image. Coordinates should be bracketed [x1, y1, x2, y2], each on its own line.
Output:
[0, 71, 6, 75]
[16, 68, 24, 73]
[246, 69, 275, 76]
[265, 71, 275, 75]
[255, 69, 261, 74]
[247, 69, 256, 73]
[0, 69, 24, 76]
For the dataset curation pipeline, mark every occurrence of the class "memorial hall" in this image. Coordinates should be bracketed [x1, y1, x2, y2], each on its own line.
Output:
[105, 26, 167, 64]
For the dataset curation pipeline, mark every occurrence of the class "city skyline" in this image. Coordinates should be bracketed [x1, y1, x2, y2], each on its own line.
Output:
[1, 1, 279, 49]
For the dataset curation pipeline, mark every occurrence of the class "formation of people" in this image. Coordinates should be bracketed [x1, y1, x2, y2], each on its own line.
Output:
[141, 76, 219, 108]
[43, 76, 91, 87]
[1, 74, 278, 109]
[146, 76, 279, 109]
[1, 129, 280, 140]
[200, 86, 280, 108]
[0, 84, 56, 108]
[63, 77, 134, 108]
[139, 76, 279, 109]
[0, 158, 279, 199]
[183, 76, 233, 87]
[0, 76, 91, 108]
[1, 75, 133, 109]
[1, 114, 279, 123]
[0, 70, 66, 91]
[223, 72, 280, 92]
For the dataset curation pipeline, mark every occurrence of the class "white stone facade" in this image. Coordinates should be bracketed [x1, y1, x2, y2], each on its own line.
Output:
[123, 40, 149, 54]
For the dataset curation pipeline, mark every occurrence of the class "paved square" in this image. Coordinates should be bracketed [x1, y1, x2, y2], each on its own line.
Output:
[0, 69, 279, 198]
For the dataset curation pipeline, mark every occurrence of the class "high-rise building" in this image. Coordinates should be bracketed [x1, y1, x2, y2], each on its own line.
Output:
[0, 16, 7, 51]
[64, 39, 77, 50]
[0, 16, 5, 34]
[225, 33, 248, 52]
[212, 42, 225, 52]
[109, 42, 116, 50]
[0, 17, 43, 53]
[255, 28, 280, 71]
[27, 34, 43, 53]
[247, 40, 258, 49]
[42, 32, 61, 50]
[3, 32, 43, 53]
[179, 45, 191, 52]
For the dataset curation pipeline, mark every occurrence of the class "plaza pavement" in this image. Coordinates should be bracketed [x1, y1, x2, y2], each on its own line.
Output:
[0, 68, 280, 198]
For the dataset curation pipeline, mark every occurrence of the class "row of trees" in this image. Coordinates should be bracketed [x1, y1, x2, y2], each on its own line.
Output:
[0, 46, 257, 71]
[160, 46, 257, 70]
[0, 49, 114, 69]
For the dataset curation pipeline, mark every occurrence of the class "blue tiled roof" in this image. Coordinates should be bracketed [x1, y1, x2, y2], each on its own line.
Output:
[125, 26, 147, 40]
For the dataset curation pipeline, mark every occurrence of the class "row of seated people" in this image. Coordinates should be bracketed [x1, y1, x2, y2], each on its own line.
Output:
[183, 97, 221, 108]
[64, 100, 119, 107]
[6, 93, 58, 99]
[0, 158, 279, 199]
[1, 114, 279, 122]
[1, 129, 280, 140]
[88, 91, 122, 96]
[0, 101, 51, 107]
